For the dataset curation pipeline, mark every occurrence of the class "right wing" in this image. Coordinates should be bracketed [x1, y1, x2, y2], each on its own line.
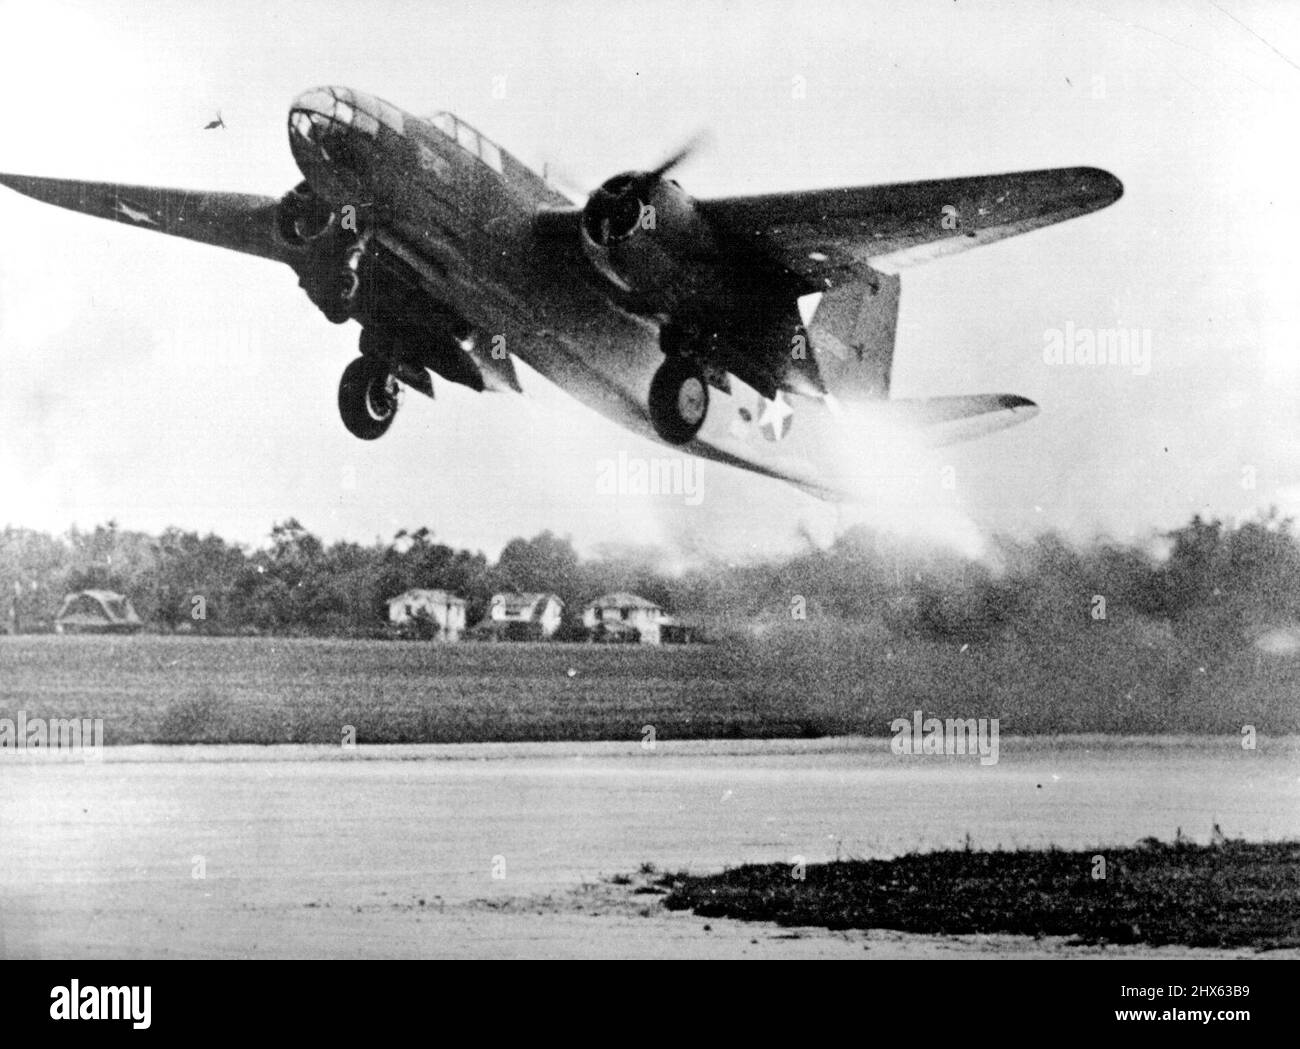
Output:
[0, 174, 295, 265]
[698, 166, 1123, 288]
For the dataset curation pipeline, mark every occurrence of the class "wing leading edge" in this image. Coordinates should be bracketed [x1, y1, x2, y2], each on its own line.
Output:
[0, 174, 293, 265]
[698, 166, 1123, 288]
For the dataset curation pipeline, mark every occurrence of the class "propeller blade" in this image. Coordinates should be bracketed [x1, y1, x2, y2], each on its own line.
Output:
[539, 158, 593, 202]
[647, 131, 711, 180]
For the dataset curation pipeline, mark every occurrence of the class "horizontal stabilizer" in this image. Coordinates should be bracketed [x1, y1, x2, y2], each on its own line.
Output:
[888, 393, 1039, 445]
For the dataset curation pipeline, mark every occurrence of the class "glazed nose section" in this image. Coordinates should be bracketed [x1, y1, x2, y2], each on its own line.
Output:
[288, 87, 362, 196]
[288, 88, 350, 159]
[294, 88, 337, 114]
[292, 87, 337, 119]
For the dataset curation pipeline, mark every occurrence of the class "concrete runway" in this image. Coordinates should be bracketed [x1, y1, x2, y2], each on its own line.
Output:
[2, 737, 1297, 958]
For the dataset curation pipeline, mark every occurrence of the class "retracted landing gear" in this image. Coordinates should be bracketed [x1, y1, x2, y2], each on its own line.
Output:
[338, 355, 399, 440]
[301, 230, 368, 324]
[648, 355, 709, 445]
[326, 232, 368, 322]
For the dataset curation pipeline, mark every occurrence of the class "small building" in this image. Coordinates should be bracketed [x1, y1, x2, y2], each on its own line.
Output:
[582, 592, 664, 645]
[387, 588, 466, 641]
[54, 590, 144, 635]
[487, 592, 565, 639]
[658, 615, 698, 645]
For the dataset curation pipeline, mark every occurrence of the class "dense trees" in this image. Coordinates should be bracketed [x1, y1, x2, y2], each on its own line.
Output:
[2, 511, 1297, 648]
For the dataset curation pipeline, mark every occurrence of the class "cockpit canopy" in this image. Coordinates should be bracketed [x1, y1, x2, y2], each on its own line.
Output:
[290, 86, 407, 150]
[424, 111, 503, 173]
[289, 87, 505, 175]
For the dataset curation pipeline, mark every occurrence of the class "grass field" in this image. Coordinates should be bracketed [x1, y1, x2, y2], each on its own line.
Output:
[659, 838, 1300, 949]
[1, 630, 1296, 745]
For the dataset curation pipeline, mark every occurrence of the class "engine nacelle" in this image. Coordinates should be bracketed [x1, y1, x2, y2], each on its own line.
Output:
[275, 181, 368, 323]
[276, 181, 338, 245]
[579, 173, 719, 314]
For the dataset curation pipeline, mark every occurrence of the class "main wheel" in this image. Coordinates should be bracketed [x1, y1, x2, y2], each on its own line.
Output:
[648, 356, 709, 445]
[338, 356, 399, 440]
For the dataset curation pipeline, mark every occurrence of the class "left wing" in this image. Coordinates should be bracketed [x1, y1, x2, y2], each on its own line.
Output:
[697, 166, 1122, 287]
[0, 174, 294, 265]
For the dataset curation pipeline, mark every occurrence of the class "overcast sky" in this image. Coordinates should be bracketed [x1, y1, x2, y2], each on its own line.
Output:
[0, 0, 1296, 562]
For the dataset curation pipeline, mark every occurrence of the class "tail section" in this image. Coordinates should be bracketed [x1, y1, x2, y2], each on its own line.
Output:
[809, 269, 1037, 444]
[888, 393, 1039, 444]
[808, 269, 900, 400]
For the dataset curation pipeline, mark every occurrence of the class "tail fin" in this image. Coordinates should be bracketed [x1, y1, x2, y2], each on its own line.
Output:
[808, 273, 1039, 448]
[808, 269, 900, 400]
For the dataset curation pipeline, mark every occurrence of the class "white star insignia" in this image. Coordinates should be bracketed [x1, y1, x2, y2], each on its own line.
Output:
[757, 392, 794, 442]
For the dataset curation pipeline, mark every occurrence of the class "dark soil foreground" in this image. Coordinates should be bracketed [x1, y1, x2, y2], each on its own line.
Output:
[659, 838, 1300, 949]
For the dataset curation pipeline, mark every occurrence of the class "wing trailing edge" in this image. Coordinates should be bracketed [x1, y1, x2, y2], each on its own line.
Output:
[0, 173, 295, 265]
[699, 166, 1123, 289]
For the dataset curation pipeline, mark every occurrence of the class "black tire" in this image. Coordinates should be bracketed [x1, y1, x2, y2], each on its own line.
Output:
[648, 355, 709, 445]
[338, 356, 398, 440]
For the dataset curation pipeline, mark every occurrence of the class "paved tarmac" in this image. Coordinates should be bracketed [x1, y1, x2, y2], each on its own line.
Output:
[2, 737, 1296, 957]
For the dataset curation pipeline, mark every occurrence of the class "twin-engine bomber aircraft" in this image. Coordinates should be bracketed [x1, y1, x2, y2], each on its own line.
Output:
[0, 87, 1122, 499]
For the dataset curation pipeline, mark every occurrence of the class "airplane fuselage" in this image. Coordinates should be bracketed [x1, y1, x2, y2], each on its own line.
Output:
[3, 85, 1111, 502]
[287, 87, 901, 495]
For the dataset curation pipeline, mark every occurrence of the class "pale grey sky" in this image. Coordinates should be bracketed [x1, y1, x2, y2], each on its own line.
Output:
[0, 0, 1296, 561]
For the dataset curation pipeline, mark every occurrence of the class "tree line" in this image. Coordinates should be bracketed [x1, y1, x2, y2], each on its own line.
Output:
[0, 520, 670, 636]
[2, 511, 1297, 652]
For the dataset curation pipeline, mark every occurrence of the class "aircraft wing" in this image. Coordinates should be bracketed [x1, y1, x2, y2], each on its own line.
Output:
[0, 174, 294, 265]
[697, 166, 1122, 287]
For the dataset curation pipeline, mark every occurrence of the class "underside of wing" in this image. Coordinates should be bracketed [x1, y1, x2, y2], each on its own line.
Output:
[0, 174, 294, 265]
[698, 166, 1123, 288]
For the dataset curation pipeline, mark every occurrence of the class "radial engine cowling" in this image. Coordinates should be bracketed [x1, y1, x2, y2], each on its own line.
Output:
[579, 172, 718, 313]
[276, 181, 338, 245]
[275, 181, 367, 323]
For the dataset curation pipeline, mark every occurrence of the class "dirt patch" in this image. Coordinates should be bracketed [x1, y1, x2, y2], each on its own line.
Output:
[658, 839, 1300, 950]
